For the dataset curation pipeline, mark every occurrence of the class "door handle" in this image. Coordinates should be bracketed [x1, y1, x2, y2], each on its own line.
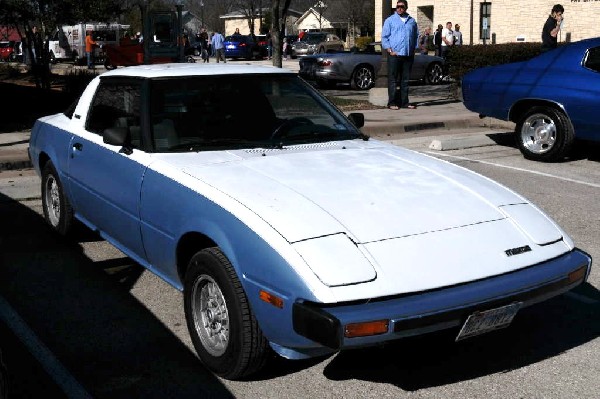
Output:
[73, 143, 83, 151]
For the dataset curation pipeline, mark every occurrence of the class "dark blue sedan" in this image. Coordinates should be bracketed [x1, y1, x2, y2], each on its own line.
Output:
[224, 35, 260, 60]
[461, 37, 600, 161]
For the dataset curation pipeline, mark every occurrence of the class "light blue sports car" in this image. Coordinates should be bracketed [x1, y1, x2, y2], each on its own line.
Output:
[29, 63, 592, 380]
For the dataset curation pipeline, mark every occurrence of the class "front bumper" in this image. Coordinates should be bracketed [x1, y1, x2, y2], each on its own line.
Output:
[293, 249, 591, 350]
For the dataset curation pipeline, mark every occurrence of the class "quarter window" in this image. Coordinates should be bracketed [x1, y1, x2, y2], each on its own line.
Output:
[584, 47, 600, 73]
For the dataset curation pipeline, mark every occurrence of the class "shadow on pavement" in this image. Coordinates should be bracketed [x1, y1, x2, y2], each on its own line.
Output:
[0, 193, 234, 398]
[323, 283, 599, 390]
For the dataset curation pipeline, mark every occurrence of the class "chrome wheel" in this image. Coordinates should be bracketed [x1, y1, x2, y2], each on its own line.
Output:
[44, 174, 61, 227]
[520, 113, 556, 155]
[191, 274, 230, 357]
[351, 66, 374, 90]
[425, 63, 443, 84]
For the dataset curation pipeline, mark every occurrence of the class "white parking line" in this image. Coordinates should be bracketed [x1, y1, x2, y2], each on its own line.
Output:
[425, 152, 600, 189]
[0, 295, 92, 398]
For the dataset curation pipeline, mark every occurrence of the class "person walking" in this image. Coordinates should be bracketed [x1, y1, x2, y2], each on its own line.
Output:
[211, 30, 226, 63]
[542, 4, 564, 52]
[382, 0, 419, 110]
[85, 30, 97, 69]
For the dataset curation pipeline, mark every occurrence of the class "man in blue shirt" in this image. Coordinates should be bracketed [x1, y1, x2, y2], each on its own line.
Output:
[211, 30, 226, 63]
[382, 0, 419, 109]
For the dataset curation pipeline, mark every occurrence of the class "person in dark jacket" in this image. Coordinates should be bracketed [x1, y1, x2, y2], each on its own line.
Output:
[542, 4, 564, 52]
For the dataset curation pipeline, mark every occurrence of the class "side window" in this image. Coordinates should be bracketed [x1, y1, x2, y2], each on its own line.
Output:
[86, 81, 142, 148]
[584, 47, 600, 73]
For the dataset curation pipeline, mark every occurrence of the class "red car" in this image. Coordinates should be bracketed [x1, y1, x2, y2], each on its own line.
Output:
[0, 41, 19, 62]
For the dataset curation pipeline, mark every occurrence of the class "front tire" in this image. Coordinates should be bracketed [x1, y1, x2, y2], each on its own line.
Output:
[424, 62, 443, 84]
[41, 162, 73, 235]
[184, 248, 270, 380]
[350, 65, 374, 90]
[515, 106, 574, 162]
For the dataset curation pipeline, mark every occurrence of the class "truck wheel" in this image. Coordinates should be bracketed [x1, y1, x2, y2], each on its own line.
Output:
[515, 106, 574, 162]
[104, 57, 116, 70]
[184, 247, 270, 379]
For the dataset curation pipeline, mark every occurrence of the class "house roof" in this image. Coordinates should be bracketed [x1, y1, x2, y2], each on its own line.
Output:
[294, 3, 349, 27]
[220, 8, 303, 19]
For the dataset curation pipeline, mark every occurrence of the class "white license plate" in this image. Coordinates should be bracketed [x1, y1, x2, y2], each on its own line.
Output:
[456, 302, 522, 341]
[227, 45, 235, 49]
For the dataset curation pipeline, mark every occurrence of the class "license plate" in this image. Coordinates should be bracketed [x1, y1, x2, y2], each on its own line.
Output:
[456, 302, 522, 341]
[227, 45, 235, 49]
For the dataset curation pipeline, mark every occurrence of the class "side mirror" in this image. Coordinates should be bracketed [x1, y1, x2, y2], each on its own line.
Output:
[348, 113, 364, 128]
[103, 127, 128, 146]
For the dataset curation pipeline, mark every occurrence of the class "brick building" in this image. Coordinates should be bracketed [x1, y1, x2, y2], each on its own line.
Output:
[375, 1, 599, 45]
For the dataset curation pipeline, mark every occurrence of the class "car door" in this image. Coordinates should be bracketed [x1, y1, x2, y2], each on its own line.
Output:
[67, 78, 150, 261]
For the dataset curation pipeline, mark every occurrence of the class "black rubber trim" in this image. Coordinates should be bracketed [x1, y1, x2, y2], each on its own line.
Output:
[293, 302, 341, 349]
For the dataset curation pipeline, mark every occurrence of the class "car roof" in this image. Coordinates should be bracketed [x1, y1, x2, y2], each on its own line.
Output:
[101, 63, 295, 79]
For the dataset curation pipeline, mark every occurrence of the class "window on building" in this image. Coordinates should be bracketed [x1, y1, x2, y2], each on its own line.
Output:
[480, 2, 492, 40]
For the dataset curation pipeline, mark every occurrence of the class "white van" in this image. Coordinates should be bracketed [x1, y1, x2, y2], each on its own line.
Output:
[49, 22, 130, 65]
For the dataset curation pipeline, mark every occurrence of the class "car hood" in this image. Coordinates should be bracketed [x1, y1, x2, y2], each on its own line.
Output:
[155, 142, 568, 292]
[157, 142, 529, 244]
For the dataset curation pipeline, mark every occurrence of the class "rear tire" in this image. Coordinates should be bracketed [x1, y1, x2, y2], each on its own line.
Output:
[41, 161, 73, 235]
[350, 65, 375, 90]
[515, 106, 574, 162]
[424, 62, 443, 84]
[184, 247, 270, 380]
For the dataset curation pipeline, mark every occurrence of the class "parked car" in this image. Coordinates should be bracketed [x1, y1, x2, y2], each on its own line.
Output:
[224, 35, 260, 60]
[29, 63, 592, 380]
[0, 41, 19, 62]
[461, 37, 600, 162]
[255, 34, 270, 58]
[291, 32, 344, 58]
[299, 42, 446, 90]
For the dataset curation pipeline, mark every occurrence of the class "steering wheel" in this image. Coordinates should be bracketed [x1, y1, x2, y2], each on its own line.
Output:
[270, 117, 314, 140]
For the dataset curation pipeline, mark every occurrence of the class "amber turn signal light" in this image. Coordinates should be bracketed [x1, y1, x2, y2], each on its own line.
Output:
[344, 320, 389, 338]
[259, 290, 284, 309]
[568, 266, 587, 284]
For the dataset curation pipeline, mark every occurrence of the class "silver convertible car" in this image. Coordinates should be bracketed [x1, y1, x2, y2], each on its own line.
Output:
[29, 63, 591, 380]
[299, 42, 446, 90]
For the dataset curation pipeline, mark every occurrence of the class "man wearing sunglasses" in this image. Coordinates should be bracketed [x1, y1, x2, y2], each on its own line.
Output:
[381, 0, 419, 110]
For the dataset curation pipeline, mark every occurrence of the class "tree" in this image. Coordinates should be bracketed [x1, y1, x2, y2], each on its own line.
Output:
[1, 0, 122, 89]
[270, 0, 292, 67]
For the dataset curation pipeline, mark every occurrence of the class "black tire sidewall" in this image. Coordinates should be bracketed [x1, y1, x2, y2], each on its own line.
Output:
[183, 249, 247, 378]
[515, 106, 573, 162]
[41, 162, 72, 235]
[352, 66, 373, 90]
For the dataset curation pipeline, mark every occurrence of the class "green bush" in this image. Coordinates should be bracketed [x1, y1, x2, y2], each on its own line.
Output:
[354, 36, 375, 50]
[445, 42, 544, 83]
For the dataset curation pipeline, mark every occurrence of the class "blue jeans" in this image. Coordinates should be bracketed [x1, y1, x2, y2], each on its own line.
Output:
[387, 54, 414, 108]
[86, 51, 94, 68]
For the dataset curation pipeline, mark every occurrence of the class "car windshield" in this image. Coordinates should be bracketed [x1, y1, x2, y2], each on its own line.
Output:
[304, 34, 326, 44]
[148, 74, 362, 152]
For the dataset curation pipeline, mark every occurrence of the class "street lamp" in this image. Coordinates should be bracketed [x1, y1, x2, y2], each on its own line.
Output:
[200, 1, 204, 30]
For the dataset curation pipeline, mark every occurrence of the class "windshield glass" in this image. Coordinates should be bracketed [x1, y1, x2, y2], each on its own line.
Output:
[304, 34, 326, 44]
[148, 74, 362, 152]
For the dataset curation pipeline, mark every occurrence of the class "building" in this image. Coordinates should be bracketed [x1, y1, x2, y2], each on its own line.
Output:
[220, 8, 303, 36]
[375, 1, 599, 45]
